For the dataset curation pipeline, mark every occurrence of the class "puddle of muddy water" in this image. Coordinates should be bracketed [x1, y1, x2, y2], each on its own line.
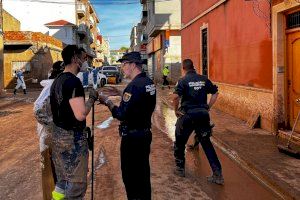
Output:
[96, 146, 107, 170]
[0, 110, 22, 117]
[96, 117, 113, 129]
[161, 105, 176, 142]
[88, 145, 107, 185]
[4, 97, 35, 103]
[153, 102, 177, 142]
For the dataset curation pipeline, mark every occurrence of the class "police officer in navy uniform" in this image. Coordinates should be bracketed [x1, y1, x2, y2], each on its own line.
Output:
[172, 59, 224, 185]
[99, 52, 156, 200]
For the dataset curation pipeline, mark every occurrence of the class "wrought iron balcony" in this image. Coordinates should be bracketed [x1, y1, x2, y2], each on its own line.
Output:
[77, 3, 86, 17]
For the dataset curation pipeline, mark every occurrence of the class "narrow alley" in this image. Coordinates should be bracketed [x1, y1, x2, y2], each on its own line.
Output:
[0, 0, 300, 199]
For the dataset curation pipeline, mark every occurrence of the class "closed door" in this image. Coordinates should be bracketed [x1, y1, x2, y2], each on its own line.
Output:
[287, 30, 300, 131]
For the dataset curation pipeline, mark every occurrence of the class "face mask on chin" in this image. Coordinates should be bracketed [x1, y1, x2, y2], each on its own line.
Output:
[79, 61, 89, 72]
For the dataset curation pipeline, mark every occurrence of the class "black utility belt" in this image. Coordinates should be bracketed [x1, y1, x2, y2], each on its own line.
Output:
[119, 126, 151, 137]
[55, 123, 85, 132]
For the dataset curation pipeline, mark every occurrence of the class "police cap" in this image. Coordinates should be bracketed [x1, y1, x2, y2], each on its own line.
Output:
[118, 51, 142, 64]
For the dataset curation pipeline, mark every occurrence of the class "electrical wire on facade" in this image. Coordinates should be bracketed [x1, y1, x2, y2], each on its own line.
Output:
[8, 0, 179, 5]
[102, 35, 130, 37]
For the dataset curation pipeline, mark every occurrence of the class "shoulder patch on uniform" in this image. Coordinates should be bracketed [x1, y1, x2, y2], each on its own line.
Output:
[145, 84, 156, 95]
[123, 92, 132, 102]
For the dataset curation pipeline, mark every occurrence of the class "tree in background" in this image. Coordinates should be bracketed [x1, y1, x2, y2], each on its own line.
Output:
[120, 46, 129, 52]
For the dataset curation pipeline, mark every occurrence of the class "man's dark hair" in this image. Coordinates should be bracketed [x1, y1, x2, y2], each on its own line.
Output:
[61, 45, 85, 66]
[183, 59, 194, 71]
[49, 61, 64, 79]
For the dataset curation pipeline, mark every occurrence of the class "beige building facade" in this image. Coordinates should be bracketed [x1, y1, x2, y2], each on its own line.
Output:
[3, 10, 62, 89]
[4, 31, 63, 89]
[141, 0, 181, 83]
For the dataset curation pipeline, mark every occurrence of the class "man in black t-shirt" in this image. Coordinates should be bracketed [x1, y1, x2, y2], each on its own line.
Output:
[172, 59, 224, 185]
[50, 45, 98, 199]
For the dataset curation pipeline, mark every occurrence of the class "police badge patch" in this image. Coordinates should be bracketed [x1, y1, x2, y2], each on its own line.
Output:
[123, 92, 132, 102]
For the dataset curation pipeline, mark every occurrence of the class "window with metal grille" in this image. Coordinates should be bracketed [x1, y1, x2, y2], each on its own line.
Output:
[287, 11, 300, 29]
[202, 28, 208, 76]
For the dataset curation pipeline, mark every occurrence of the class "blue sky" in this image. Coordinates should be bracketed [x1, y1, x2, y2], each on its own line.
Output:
[91, 0, 141, 50]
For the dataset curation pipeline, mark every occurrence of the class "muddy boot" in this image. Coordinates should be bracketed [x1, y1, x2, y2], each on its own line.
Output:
[23, 89, 27, 94]
[207, 173, 224, 185]
[13, 89, 17, 95]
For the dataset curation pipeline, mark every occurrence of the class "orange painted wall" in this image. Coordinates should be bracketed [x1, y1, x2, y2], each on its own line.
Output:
[181, 0, 273, 89]
[182, 0, 220, 24]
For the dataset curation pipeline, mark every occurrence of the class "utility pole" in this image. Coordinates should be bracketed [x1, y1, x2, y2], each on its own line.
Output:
[0, 0, 4, 95]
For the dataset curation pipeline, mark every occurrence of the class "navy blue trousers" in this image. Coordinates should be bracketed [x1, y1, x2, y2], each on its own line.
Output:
[120, 130, 152, 200]
[174, 109, 222, 175]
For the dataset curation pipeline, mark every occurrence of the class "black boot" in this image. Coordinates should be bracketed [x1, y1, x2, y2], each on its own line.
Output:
[23, 89, 27, 94]
[13, 89, 16, 95]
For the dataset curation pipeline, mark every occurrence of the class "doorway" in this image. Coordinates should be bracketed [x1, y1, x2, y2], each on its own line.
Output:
[286, 20, 300, 131]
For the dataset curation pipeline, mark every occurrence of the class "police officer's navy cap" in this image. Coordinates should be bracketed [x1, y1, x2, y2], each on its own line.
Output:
[118, 51, 142, 64]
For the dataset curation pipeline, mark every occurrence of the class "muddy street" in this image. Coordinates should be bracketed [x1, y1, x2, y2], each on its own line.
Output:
[0, 86, 282, 200]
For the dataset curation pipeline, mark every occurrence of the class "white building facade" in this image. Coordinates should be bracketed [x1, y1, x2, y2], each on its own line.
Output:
[140, 0, 181, 83]
[3, 0, 76, 34]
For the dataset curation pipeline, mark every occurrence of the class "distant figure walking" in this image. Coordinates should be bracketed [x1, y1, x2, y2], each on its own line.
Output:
[14, 69, 27, 95]
[162, 65, 170, 89]
[92, 67, 99, 89]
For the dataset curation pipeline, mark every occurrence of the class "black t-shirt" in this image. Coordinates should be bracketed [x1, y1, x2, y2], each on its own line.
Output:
[50, 72, 86, 131]
[174, 70, 218, 111]
[111, 72, 156, 129]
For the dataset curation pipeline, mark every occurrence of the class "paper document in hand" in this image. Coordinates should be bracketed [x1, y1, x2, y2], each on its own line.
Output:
[96, 117, 113, 129]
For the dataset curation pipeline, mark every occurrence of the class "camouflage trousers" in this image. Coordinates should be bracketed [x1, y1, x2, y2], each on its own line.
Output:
[52, 126, 89, 199]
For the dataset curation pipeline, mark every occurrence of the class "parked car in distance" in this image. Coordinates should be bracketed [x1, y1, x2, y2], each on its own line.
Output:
[99, 65, 122, 84]
[77, 70, 107, 88]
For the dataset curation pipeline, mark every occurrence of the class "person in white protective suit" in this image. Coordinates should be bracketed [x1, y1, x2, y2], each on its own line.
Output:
[14, 69, 27, 95]
[33, 61, 64, 200]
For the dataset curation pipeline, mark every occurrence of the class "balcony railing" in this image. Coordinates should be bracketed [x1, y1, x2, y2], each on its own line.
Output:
[87, 29, 93, 44]
[89, 16, 95, 28]
[96, 52, 102, 58]
[88, 48, 96, 58]
[77, 3, 86, 17]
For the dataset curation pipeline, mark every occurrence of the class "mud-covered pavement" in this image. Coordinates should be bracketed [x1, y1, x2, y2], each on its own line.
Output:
[0, 86, 282, 200]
